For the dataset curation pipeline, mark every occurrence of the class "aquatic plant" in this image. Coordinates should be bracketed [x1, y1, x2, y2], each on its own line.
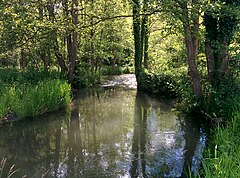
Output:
[0, 79, 71, 120]
[0, 69, 71, 121]
[0, 158, 19, 178]
[189, 111, 240, 177]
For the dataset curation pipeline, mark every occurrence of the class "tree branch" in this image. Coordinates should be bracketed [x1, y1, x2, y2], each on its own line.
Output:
[78, 9, 163, 29]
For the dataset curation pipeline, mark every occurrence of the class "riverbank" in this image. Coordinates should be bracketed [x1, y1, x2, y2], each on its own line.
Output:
[0, 69, 71, 123]
[135, 70, 240, 177]
[191, 112, 240, 178]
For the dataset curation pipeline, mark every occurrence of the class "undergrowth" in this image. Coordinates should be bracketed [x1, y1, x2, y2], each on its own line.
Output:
[190, 111, 240, 178]
[0, 69, 71, 121]
[138, 67, 189, 98]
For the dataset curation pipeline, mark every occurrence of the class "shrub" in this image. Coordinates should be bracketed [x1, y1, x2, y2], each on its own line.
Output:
[73, 62, 101, 87]
[138, 68, 189, 98]
[198, 76, 240, 121]
[0, 68, 66, 85]
[101, 66, 123, 76]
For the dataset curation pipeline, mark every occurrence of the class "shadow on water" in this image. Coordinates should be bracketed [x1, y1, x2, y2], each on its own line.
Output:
[0, 88, 206, 178]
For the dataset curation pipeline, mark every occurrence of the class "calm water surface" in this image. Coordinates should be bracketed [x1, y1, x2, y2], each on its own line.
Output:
[0, 87, 206, 178]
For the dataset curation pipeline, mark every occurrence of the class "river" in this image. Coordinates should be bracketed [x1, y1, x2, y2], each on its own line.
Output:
[0, 75, 206, 177]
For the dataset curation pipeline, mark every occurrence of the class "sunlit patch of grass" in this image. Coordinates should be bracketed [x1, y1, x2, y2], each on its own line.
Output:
[0, 79, 71, 120]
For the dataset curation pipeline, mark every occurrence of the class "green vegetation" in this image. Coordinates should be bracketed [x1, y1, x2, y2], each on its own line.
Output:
[139, 68, 188, 98]
[189, 111, 240, 178]
[0, 158, 20, 178]
[0, 0, 240, 176]
[0, 69, 71, 121]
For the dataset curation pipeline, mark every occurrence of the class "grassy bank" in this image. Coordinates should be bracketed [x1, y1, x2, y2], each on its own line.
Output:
[0, 69, 71, 122]
[191, 112, 240, 178]
[139, 69, 240, 177]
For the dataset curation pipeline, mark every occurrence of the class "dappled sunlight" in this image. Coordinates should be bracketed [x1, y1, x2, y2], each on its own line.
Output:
[102, 74, 137, 89]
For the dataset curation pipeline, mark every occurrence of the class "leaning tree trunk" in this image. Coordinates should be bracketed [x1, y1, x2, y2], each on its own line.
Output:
[47, 1, 67, 72]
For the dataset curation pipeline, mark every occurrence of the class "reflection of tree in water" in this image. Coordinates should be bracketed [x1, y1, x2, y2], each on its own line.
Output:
[181, 116, 207, 177]
[0, 89, 206, 177]
[0, 111, 68, 177]
[59, 88, 136, 177]
[130, 91, 183, 177]
[130, 92, 148, 178]
[129, 92, 205, 178]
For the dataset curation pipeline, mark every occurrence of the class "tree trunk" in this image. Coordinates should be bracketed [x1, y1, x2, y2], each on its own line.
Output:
[53, 35, 68, 72]
[204, 0, 237, 88]
[40, 50, 49, 71]
[20, 48, 26, 69]
[47, 1, 67, 72]
[132, 0, 142, 86]
[67, 0, 78, 84]
[204, 13, 217, 84]
[184, 25, 202, 98]
[141, 0, 149, 69]
[181, 2, 202, 98]
[143, 22, 149, 69]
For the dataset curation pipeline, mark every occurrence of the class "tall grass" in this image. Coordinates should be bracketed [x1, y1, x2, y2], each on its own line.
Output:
[0, 69, 71, 120]
[0, 80, 71, 119]
[0, 158, 19, 178]
[189, 111, 240, 178]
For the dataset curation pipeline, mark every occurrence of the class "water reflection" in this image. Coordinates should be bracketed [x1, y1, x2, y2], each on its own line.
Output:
[0, 88, 206, 177]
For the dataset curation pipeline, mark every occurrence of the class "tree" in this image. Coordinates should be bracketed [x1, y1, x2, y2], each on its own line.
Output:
[47, 0, 68, 72]
[204, 0, 240, 88]
[161, 0, 203, 98]
[131, 0, 151, 86]
[132, 0, 142, 85]
[63, 0, 79, 83]
[141, 0, 149, 69]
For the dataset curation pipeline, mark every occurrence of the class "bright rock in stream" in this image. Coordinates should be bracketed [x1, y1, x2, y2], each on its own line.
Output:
[0, 74, 206, 177]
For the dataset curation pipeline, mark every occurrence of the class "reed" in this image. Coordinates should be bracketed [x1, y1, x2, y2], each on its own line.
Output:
[0, 79, 71, 120]
[189, 111, 240, 177]
[0, 158, 19, 178]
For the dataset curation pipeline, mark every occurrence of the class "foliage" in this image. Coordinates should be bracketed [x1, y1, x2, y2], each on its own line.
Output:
[189, 111, 240, 178]
[0, 68, 66, 85]
[73, 62, 101, 87]
[101, 66, 123, 76]
[139, 67, 189, 98]
[200, 77, 240, 120]
[101, 65, 134, 76]
[0, 0, 133, 78]
[0, 69, 71, 120]
[0, 79, 71, 120]
[73, 61, 135, 87]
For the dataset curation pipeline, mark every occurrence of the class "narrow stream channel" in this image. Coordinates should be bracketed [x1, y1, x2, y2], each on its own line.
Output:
[0, 75, 206, 178]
